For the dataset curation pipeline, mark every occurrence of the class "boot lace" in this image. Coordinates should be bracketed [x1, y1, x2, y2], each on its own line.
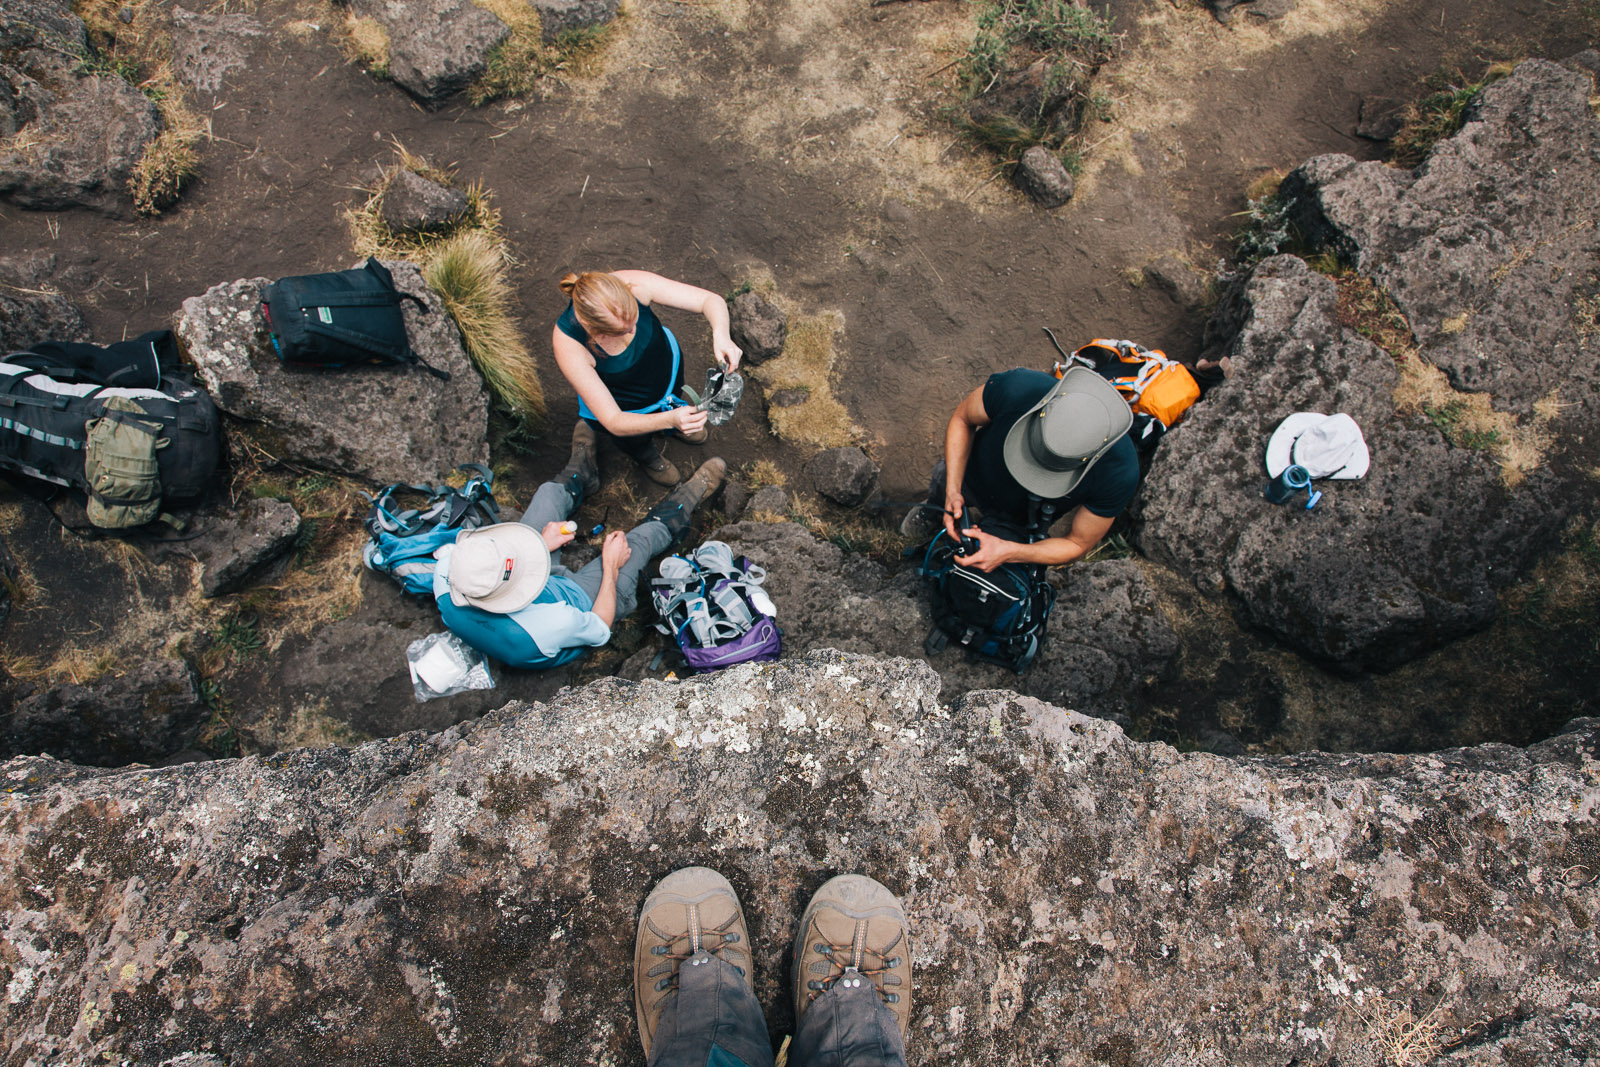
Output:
[644, 911, 745, 992]
[803, 922, 905, 1004]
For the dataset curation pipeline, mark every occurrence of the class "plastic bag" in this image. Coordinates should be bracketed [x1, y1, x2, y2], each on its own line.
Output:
[682, 368, 744, 427]
[406, 631, 495, 702]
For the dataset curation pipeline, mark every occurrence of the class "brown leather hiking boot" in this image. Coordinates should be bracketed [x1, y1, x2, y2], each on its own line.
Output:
[643, 458, 725, 543]
[792, 874, 912, 1047]
[558, 420, 601, 504]
[636, 444, 681, 487]
[634, 866, 753, 1058]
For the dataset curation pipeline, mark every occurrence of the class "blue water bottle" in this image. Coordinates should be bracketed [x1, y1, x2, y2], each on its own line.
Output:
[1265, 464, 1320, 508]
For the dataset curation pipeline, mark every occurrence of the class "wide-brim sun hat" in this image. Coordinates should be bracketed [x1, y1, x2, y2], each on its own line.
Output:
[1002, 366, 1135, 499]
[1265, 411, 1370, 479]
[448, 522, 551, 613]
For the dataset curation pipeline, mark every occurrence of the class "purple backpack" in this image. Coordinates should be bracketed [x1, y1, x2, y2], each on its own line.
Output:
[651, 541, 782, 672]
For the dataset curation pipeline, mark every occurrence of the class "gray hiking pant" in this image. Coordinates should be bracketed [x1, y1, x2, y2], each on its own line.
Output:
[649, 952, 906, 1067]
[520, 479, 670, 619]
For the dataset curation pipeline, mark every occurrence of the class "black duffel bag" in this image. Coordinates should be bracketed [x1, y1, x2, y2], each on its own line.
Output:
[260, 258, 449, 380]
[1, 330, 223, 529]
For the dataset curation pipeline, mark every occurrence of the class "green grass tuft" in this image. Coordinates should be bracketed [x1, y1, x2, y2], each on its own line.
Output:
[1390, 63, 1514, 168]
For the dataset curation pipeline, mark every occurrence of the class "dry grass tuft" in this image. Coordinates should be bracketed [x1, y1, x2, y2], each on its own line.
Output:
[749, 312, 859, 450]
[742, 459, 786, 489]
[422, 230, 546, 421]
[1394, 358, 1552, 486]
[468, 0, 619, 105]
[337, 15, 392, 77]
[1350, 994, 1450, 1067]
[1, 645, 120, 687]
[69, 0, 208, 214]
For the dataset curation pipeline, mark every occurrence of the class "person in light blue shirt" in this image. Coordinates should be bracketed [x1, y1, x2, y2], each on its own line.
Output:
[433, 421, 725, 670]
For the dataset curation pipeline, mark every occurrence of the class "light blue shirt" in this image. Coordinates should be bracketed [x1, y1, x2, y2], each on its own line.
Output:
[432, 544, 611, 669]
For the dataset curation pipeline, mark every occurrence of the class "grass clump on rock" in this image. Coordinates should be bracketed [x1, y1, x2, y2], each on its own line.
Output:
[1390, 62, 1514, 168]
[469, 0, 619, 105]
[73, 0, 207, 214]
[949, 0, 1118, 175]
[347, 146, 545, 423]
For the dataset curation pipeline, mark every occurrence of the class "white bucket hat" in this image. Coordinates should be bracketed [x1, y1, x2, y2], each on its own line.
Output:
[448, 523, 550, 613]
[1265, 412, 1370, 479]
[1002, 366, 1134, 498]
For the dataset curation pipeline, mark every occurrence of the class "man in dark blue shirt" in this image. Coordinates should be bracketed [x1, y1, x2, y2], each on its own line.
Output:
[909, 366, 1138, 572]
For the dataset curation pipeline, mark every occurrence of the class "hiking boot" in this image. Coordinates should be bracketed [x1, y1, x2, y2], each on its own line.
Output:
[558, 420, 601, 506]
[643, 458, 726, 542]
[792, 874, 912, 1046]
[636, 444, 681, 487]
[899, 503, 943, 541]
[634, 866, 753, 1059]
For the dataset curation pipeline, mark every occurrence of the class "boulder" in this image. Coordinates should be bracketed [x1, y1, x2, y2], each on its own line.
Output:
[379, 168, 469, 235]
[345, 0, 508, 103]
[1136, 256, 1568, 671]
[3, 657, 206, 766]
[803, 446, 879, 507]
[531, 0, 620, 40]
[705, 522, 1176, 719]
[728, 291, 787, 365]
[1, 654, 1594, 1065]
[1138, 59, 1600, 672]
[0, 0, 161, 216]
[0, 253, 89, 350]
[1281, 59, 1600, 419]
[190, 496, 303, 598]
[1012, 145, 1074, 209]
[169, 6, 264, 94]
[175, 259, 491, 485]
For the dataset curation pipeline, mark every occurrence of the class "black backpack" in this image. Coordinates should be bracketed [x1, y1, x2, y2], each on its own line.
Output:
[1, 331, 223, 529]
[920, 533, 1057, 674]
[260, 258, 449, 380]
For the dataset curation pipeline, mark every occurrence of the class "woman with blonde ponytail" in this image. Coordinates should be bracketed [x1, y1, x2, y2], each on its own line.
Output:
[552, 269, 742, 486]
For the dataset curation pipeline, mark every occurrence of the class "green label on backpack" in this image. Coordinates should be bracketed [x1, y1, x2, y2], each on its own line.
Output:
[317, 307, 333, 323]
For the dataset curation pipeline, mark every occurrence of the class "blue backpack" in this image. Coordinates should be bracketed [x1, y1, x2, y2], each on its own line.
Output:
[362, 464, 500, 596]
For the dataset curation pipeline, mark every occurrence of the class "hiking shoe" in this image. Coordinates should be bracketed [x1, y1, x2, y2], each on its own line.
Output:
[644, 458, 726, 542]
[792, 874, 911, 1045]
[636, 445, 681, 487]
[558, 420, 601, 505]
[899, 503, 943, 541]
[635, 866, 753, 1058]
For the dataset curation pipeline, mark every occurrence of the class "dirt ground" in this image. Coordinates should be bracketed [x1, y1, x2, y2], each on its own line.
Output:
[2, 0, 1597, 755]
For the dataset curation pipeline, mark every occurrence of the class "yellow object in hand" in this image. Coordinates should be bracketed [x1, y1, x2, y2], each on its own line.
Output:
[559, 522, 576, 535]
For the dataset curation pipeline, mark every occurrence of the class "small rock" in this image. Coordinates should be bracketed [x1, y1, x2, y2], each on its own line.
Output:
[804, 447, 879, 508]
[1243, 0, 1295, 20]
[728, 291, 787, 365]
[768, 387, 809, 409]
[720, 479, 750, 521]
[531, 0, 620, 40]
[380, 169, 469, 235]
[193, 497, 303, 598]
[745, 485, 789, 518]
[1013, 146, 1074, 209]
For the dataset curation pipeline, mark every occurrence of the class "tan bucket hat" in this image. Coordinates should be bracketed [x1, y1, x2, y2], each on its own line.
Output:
[447, 523, 550, 613]
[1001, 366, 1133, 498]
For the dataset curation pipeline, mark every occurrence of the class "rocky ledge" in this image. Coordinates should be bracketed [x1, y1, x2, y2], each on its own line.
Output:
[2, 653, 1596, 1065]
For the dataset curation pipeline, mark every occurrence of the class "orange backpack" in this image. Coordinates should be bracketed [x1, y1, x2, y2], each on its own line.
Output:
[1054, 337, 1200, 430]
